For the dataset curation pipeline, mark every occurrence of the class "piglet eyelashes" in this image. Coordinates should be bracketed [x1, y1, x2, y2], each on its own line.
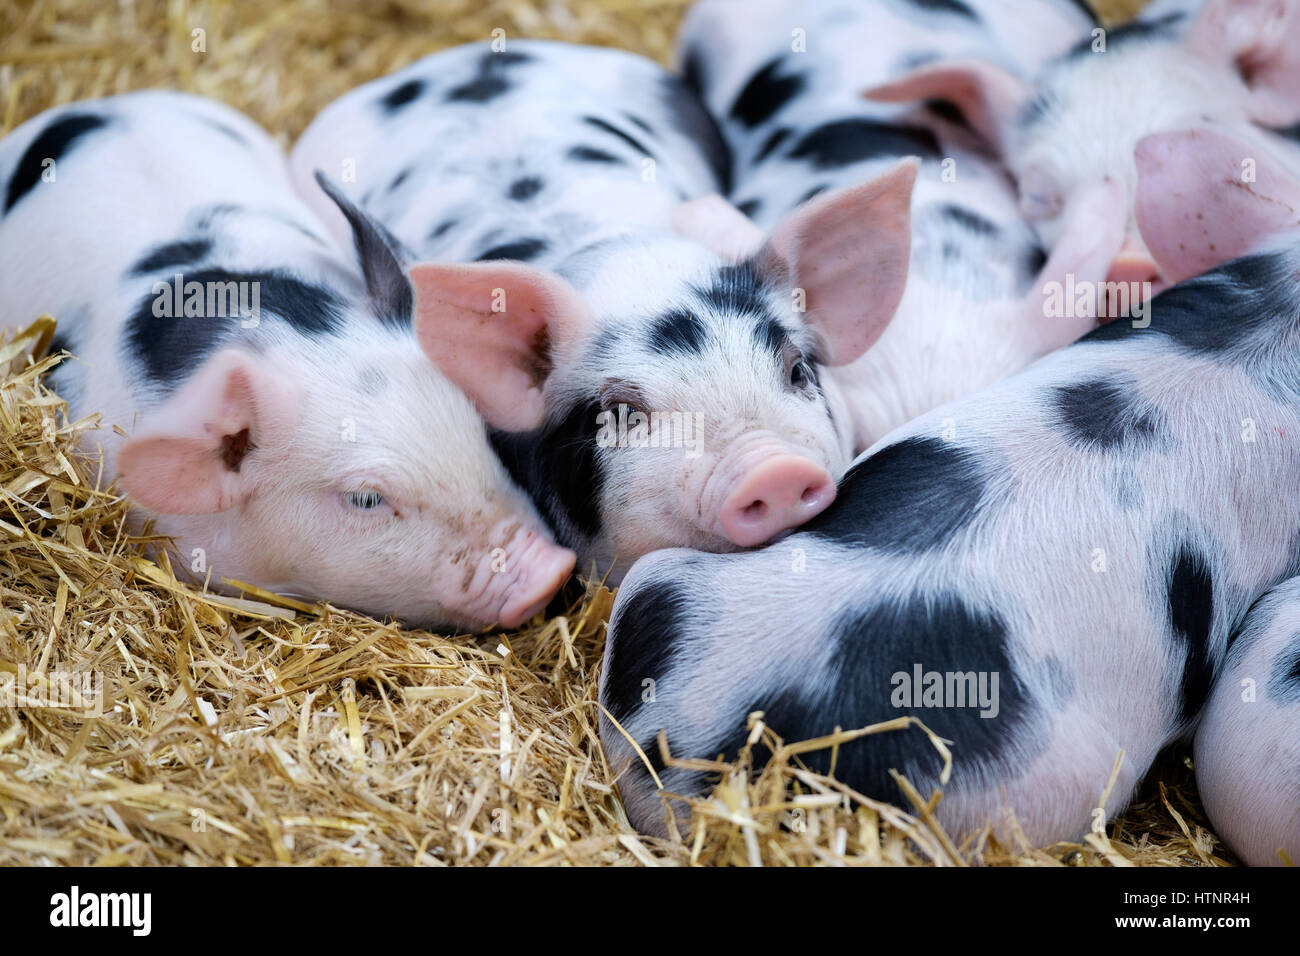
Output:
[598, 379, 651, 415]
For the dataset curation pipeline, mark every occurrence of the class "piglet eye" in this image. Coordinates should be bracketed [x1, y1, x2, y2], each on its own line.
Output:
[599, 380, 649, 416]
[343, 490, 386, 510]
[788, 360, 812, 390]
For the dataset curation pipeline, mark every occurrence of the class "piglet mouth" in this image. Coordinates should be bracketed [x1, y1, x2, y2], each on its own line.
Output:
[496, 540, 577, 627]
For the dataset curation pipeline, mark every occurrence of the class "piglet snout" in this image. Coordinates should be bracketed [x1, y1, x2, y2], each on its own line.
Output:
[1105, 232, 1162, 290]
[493, 531, 578, 629]
[718, 455, 836, 547]
[1105, 253, 1160, 289]
[1099, 240, 1163, 320]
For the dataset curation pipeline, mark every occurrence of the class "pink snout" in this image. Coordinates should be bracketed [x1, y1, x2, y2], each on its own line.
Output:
[1100, 240, 1164, 320]
[718, 455, 836, 547]
[1105, 252, 1161, 289]
[495, 537, 577, 629]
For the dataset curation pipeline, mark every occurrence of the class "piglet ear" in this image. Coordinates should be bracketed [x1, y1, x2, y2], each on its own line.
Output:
[863, 60, 1030, 154]
[119, 350, 298, 515]
[672, 194, 767, 262]
[1185, 0, 1300, 127]
[1135, 127, 1300, 284]
[314, 170, 415, 325]
[756, 157, 917, 366]
[408, 262, 589, 432]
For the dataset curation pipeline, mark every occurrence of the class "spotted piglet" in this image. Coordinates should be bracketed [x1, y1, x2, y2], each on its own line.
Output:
[676, 0, 1107, 452]
[599, 125, 1300, 847]
[864, 0, 1300, 296]
[1194, 580, 1300, 866]
[1132, 125, 1300, 867]
[290, 40, 920, 582]
[0, 91, 575, 630]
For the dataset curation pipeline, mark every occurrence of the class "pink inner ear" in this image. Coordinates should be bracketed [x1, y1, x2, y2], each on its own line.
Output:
[863, 60, 1029, 154]
[1135, 127, 1300, 284]
[672, 194, 766, 262]
[409, 261, 588, 432]
[118, 350, 287, 515]
[762, 158, 918, 366]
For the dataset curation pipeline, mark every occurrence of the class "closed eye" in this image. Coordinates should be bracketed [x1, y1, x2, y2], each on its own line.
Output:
[343, 490, 386, 510]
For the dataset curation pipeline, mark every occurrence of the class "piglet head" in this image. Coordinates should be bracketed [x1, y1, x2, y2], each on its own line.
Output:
[119, 341, 574, 631]
[118, 176, 575, 632]
[410, 160, 917, 572]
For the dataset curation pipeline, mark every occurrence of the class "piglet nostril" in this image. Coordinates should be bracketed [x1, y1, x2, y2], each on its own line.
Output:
[718, 455, 836, 547]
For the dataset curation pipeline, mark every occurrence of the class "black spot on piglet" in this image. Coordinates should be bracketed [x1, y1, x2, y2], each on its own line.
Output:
[508, 176, 543, 201]
[603, 582, 691, 724]
[6, 112, 109, 212]
[490, 399, 605, 544]
[804, 436, 990, 553]
[730, 58, 805, 129]
[1053, 379, 1164, 453]
[129, 238, 213, 276]
[648, 309, 706, 355]
[1271, 637, 1300, 704]
[444, 50, 531, 104]
[583, 116, 654, 158]
[568, 145, 623, 165]
[1166, 543, 1216, 726]
[906, 0, 978, 19]
[381, 79, 425, 113]
[708, 590, 1036, 805]
[126, 269, 345, 386]
[446, 75, 509, 103]
[476, 237, 547, 262]
[789, 119, 940, 170]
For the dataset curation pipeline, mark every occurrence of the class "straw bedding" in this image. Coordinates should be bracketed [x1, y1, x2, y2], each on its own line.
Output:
[0, 0, 1233, 866]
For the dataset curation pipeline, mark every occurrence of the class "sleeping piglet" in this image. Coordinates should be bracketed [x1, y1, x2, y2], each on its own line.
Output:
[862, 0, 1300, 297]
[1136, 124, 1300, 867]
[1194, 577, 1300, 866]
[0, 91, 574, 630]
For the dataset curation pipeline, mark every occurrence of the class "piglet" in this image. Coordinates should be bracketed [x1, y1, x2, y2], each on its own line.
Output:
[1132, 123, 1300, 867]
[0, 91, 574, 630]
[864, 0, 1300, 295]
[599, 124, 1300, 847]
[290, 40, 919, 582]
[676, 0, 1107, 452]
[1194, 578, 1300, 866]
